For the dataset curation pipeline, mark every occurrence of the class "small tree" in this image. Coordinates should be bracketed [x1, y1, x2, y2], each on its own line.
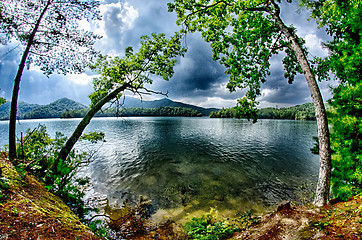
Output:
[53, 33, 186, 176]
[168, 0, 331, 206]
[0, 0, 101, 160]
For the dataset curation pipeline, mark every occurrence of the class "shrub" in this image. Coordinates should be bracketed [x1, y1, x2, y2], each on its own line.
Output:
[15, 124, 104, 219]
[184, 208, 240, 240]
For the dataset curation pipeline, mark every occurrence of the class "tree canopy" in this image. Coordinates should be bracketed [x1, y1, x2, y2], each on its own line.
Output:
[303, 0, 361, 85]
[168, 0, 310, 121]
[0, 0, 101, 160]
[0, 0, 101, 75]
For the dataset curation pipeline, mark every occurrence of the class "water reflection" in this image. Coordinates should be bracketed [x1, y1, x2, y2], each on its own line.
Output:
[0, 117, 319, 217]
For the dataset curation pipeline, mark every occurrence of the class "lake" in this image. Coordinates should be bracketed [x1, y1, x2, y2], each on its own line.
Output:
[0, 117, 320, 219]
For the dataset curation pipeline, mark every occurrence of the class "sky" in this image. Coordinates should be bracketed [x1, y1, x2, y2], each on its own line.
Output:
[0, 0, 337, 109]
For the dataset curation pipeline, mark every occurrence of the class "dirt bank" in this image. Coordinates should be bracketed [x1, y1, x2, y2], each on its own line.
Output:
[0, 158, 99, 239]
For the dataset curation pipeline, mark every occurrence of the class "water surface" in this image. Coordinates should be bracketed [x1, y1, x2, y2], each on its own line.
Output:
[0, 117, 319, 217]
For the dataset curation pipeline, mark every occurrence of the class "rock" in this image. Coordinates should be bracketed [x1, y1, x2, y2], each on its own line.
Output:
[277, 200, 291, 212]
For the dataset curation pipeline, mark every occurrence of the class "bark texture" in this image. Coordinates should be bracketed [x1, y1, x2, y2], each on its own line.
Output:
[9, 0, 51, 161]
[54, 84, 129, 174]
[270, 2, 331, 206]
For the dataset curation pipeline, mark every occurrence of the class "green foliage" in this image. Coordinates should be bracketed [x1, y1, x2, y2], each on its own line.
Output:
[16, 124, 103, 219]
[209, 108, 236, 118]
[184, 209, 240, 240]
[303, 0, 362, 85]
[168, 0, 308, 122]
[235, 98, 258, 123]
[0, 176, 10, 202]
[23, 98, 86, 119]
[235, 210, 260, 228]
[304, 0, 362, 201]
[210, 102, 317, 120]
[329, 82, 362, 201]
[61, 106, 203, 118]
[80, 131, 105, 144]
[0, 97, 5, 106]
[88, 220, 109, 238]
[89, 33, 186, 108]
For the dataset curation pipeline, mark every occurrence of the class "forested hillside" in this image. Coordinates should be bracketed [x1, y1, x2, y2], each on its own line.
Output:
[0, 102, 41, 120]
[23, 98, 86, 119]
[258, 103, 317, 120]
[121, 98, 218, 116]
[0, 97, 215, 120]
[210, 102, 319, 120]
[61, 106, 203, 118]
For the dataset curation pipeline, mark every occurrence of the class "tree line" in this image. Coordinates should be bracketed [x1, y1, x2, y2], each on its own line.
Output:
[61, 106, 203, 118]
[210, 102, 317, 120]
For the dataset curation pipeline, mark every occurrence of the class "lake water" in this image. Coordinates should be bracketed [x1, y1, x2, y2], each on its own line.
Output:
[0, 117, 320, 218]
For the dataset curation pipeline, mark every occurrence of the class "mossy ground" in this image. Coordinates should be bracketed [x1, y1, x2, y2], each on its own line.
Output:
[0, 158, 99, 239]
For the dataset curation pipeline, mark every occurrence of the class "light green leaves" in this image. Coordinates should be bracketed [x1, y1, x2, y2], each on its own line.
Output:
[169, 0, 305, 122]
[329, 82, 362, 200]
[0, 97, 5, 106]
[88, 33, 186, 108]
[303, 0, 362, 200]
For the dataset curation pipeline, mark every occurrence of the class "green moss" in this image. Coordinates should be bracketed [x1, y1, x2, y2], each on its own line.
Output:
[0, 159, 96, 238]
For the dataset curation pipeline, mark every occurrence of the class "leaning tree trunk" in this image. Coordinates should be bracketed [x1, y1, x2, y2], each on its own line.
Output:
[270, 4, 331, 206]
[53, 84, 129, 176]
[8, 0, 51, 161]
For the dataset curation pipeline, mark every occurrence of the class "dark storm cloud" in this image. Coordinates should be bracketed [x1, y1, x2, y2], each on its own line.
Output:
[0, 44, 22, 99]
[257, 53, 313, 107]
[261, 73, 312, 105]
[158, 34, 227, 98]
[97, 0, 228, 100]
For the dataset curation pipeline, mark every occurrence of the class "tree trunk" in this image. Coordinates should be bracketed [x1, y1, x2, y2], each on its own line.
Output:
[8, 0, 51, 161]
[53, 84, 129, 176]
[270, 4, 331, 206]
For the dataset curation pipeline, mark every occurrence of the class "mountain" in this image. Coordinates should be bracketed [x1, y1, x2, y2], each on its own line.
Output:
[23, 98, 86, 119]
[0, 102, 41, 120]
[121, 97, 219, 116]
[0, 97, 218, 120]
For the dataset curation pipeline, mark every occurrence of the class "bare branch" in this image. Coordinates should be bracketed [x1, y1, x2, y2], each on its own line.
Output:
[140, 88, 169, 97]
[0, 44, 21, 59]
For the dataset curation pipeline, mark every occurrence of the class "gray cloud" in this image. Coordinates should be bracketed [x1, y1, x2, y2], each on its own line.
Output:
[155, 34, 227, 98]
[0, 44, 23, 100]
[0, 44, 92, 105]
[0, 0, 336, 109]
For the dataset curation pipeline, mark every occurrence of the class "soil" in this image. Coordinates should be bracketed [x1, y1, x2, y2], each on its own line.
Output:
[231, 197, 362, 239]
[0, 158, 99, 239]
